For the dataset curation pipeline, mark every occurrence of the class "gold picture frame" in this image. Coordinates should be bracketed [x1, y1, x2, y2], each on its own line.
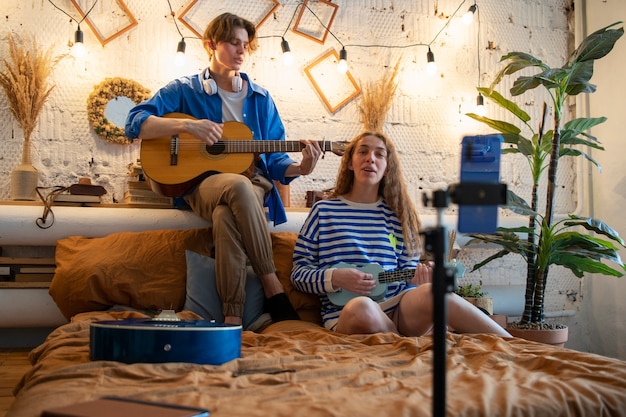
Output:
[178, 0, 280, 39]
[293, 0, 339, 44]
[304, 49, 361, 114]
[70, 0, 138, 46]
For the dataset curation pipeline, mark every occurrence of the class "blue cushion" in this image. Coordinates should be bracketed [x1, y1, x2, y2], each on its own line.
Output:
[183, 250, 265, 329]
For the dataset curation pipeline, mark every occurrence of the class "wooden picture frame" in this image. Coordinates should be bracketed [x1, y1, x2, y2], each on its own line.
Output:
[70, 0, 138, 46]
[178, 0, 280, 39]
[293, 0, 339, 44]
[304, 49, 361, 114]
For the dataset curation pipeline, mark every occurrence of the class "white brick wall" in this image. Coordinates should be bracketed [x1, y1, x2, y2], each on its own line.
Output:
[1, 0, 577, 315]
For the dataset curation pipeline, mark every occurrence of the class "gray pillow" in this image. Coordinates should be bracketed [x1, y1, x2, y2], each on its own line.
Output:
[183, 250, 265, 330]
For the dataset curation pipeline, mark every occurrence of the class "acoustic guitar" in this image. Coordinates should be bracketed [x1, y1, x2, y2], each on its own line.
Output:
[140, 113, 347, 197]
[326, 262, 416, 307]
[90, 314, 242, 365]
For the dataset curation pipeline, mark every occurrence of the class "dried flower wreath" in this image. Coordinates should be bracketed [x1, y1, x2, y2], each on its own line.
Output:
[86, 77, 151, 145]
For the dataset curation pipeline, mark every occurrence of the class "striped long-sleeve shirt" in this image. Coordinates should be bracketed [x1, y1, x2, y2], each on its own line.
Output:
[291, 197, 420, 327]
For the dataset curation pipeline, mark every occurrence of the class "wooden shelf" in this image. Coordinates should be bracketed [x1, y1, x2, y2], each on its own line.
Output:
[0, 201, 176, 209]
[0, 282, 50, 289]
[0, 257, 55, 265]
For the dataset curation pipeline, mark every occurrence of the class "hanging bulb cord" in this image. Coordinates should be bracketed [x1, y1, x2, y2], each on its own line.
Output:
[476, 4, 482, 89]
[47, 0, 98, 28]
[166, 0, 186, 42]
[166, 0, 200, 47]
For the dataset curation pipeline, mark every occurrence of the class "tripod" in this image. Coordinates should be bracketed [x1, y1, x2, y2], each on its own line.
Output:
[422, 182, 506, 417]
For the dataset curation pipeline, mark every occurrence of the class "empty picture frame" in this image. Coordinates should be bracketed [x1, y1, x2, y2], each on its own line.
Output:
[293, 0, 339, 44]
[304, 49, 361, 114]
[70, 0, 138, 46]
[178, 0, 280, 39]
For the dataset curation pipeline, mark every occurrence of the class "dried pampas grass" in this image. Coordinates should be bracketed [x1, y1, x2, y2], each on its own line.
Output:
[356, 58, 400, 132]
[0, 33, 58, 143]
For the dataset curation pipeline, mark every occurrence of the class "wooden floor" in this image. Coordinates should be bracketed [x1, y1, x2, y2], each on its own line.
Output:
[0, 349, 31, 417]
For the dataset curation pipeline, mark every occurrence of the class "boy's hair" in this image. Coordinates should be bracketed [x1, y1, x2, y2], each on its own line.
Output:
[203, 13, 258, 58]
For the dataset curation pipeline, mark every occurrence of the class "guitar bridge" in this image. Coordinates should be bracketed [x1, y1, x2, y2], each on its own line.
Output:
[170, 135, 179, 166]
[154, 309, 180, 321]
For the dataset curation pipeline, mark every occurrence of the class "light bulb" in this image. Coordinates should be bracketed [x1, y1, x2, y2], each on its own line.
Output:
[175, 38, 186, 67]
[73, 26, 85, 57]
[426, 48, 437, 76]
[462, 4, 477, 25]
[475, 93, 486, 116]
[338, 47, 348, 74]
[281, 38, 293, 66]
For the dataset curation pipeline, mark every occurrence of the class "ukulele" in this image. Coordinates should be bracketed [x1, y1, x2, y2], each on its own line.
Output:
[326, 262, 416, 307]
[140, 113, 346, 197]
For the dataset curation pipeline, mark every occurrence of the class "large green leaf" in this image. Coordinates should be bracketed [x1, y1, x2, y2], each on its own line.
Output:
[504, 190, 538, 217]
[465, 113, 522, 135]
[558, 148, 602, 170]
[563, 216, 626, 245]
[570, 22, 624, 65]
[510, 75, 544, 96]
[565, 61, 596, 95]
[469, 249, 513, 271]
[563, 117, 607, 135]
[553, 254, 624, 278]
[478, 87, 531, 123]
[490, 52, 547, 87]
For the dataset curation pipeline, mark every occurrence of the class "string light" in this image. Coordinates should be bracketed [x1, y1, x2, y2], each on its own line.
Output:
[175, 38, 186, 67]
[73, 24, 86, 57]
[475, 92, 486, 116]
[462, 3, 477, 25]
[164, 0, 480, 94]
[473, 3, 485, 115]
[281, 38, 293, 66]
[47, 0, 98, 57]
[166, 0, 200, 67]
[338, 47, 348, 74]
[426, 48, 437, 75]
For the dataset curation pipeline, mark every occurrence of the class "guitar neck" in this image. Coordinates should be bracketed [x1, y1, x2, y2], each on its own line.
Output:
[378, 269, 415, 284]
[219, 140, 334, 154]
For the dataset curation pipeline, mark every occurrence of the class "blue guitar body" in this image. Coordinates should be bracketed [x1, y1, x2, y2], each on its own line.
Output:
[90, 318, 242, 365]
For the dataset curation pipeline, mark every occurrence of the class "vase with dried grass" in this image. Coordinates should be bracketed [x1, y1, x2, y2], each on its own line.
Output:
[0, 33, 57, 200]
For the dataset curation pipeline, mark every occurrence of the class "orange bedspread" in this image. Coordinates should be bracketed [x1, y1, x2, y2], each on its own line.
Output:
[8, 311, 626, 417]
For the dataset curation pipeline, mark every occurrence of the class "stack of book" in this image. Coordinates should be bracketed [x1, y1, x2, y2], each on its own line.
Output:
[0, 258, 56, 283]
[124, 179, 173, 207]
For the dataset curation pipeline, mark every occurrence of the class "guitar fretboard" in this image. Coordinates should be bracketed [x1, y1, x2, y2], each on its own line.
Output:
[216, 140, 335, 154]
[378, 269, 416, 284]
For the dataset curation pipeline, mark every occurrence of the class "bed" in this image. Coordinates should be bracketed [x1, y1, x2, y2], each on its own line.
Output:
[7, 228, 626, 417]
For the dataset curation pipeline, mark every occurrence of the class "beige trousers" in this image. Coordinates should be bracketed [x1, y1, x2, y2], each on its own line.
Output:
[183, 173, 275, 318]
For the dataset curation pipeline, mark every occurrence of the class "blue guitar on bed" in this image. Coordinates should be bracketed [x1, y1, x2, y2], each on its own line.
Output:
[89, 310, 242, 365]
[326, 262, 416, 307]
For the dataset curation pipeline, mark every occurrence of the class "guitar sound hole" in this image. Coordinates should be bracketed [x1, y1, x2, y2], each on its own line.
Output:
[205, 142, 225, 155]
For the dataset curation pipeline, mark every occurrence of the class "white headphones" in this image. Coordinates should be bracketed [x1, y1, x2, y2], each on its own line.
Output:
[201, 68, 242, 95]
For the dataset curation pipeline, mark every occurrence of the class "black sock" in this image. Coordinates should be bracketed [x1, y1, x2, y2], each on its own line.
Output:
[265, 293, 299, 322]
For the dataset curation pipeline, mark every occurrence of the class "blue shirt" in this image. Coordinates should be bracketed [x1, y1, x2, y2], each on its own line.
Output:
[125, 71, 296, 225]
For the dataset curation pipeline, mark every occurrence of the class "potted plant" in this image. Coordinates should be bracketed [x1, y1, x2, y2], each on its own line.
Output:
[464, 22, 626, 344]
[455, 283, 492, 314]
[0, 33, 58, 200]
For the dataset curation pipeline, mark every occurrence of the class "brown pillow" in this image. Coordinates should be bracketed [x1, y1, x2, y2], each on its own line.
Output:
[50, 228, 212, 319]
[271, 232, 322, 324]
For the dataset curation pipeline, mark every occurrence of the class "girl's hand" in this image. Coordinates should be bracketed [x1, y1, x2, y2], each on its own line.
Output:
[411, 261, 433, 286]
[332, 267, 377, 295]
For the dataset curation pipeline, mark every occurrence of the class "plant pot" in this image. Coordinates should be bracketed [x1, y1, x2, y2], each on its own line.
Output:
[507, 325, 569, 348]
[11, 163, 39, 201]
